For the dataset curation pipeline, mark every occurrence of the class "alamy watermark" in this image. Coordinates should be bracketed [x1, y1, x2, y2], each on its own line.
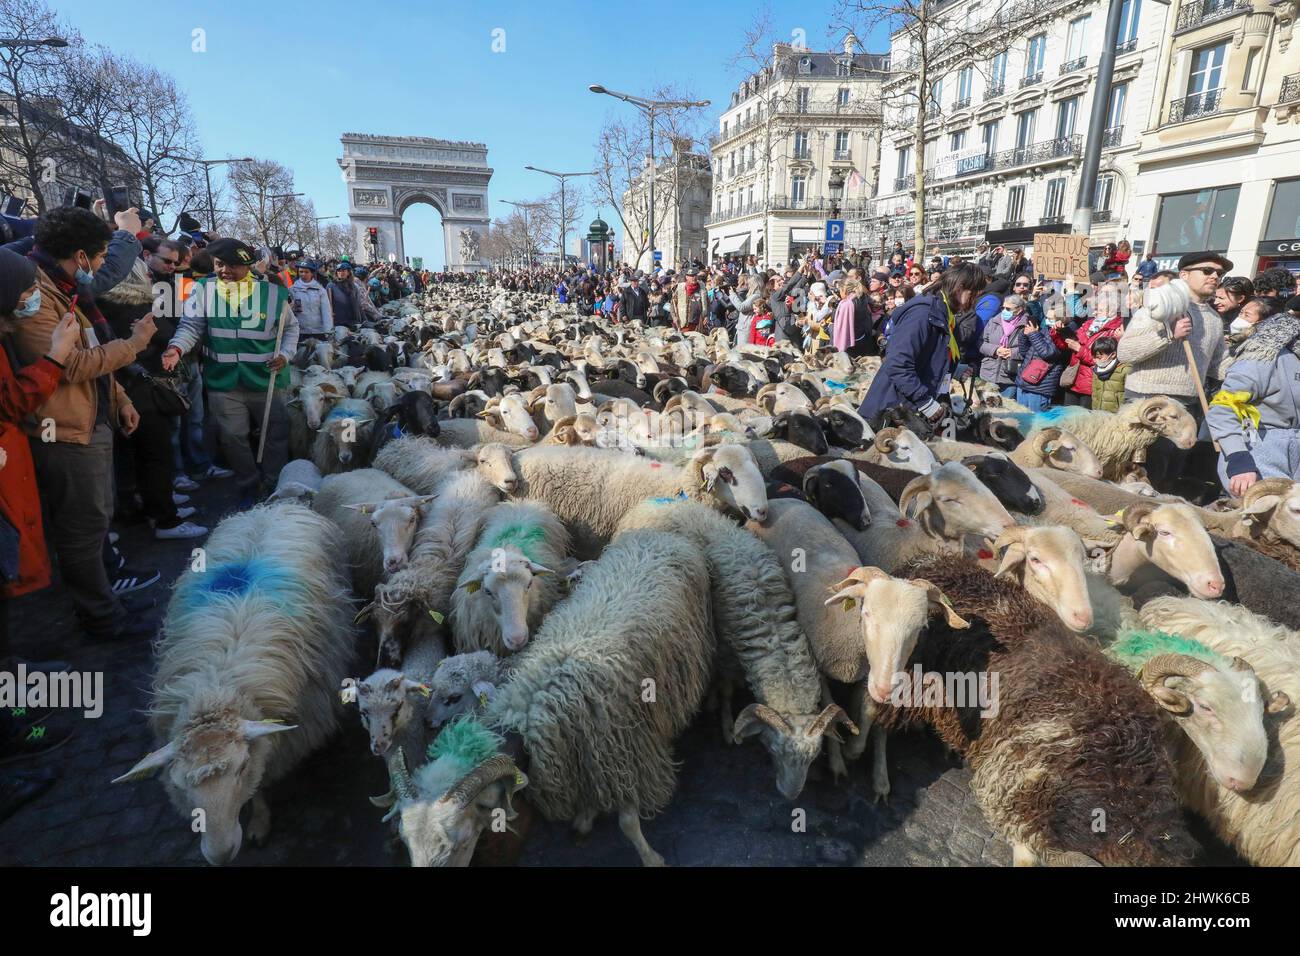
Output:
[0, 665, 103, 718]
[889, 666, 1000, 718]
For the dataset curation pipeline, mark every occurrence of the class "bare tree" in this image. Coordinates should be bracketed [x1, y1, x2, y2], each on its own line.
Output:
[0, 0, 81, 211]
[530, 182, 585, 264]
[834, 0, 1034, 254]
[318, 222, 356, 261]
[226, 157, 294, 249]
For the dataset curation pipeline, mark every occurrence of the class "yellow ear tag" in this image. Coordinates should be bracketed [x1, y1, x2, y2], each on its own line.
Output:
[464, 581, 481, 594]
[840, 597, 855, 612]
[478, 691, 489, 707]
[429, 609, 445, 624]
[415, 683, 432, 698]
[514, 771, 526, 787]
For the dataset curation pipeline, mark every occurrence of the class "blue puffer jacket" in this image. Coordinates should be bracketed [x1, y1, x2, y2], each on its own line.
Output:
[860, 294, 958, 420]
[1014, 325, 1065, 398]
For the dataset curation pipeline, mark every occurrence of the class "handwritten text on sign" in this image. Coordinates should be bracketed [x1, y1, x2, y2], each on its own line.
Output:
[1033, 233, 1090, 282]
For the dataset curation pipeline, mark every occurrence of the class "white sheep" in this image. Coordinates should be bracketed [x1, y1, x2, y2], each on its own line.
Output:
[435, 417, 536, 450]
[614, 498, 852, 799]
[311, 468, 433, 597]
[374, 436, 518, 496]
[266, 458, 323, 502]
[423, 650, 511, 730]
[1136, 597, 1298, 866]
[112, 502, 356, 865]
[848, 427, 937, 474]
[511, 443, 769, 558]
[449, 500, 571, 656]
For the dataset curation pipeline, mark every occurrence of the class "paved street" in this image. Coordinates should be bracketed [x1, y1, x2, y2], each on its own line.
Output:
[0, 474, 1240, 868]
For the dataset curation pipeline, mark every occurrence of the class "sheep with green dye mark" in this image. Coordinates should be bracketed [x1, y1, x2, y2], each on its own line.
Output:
[450, 501, 571, 656]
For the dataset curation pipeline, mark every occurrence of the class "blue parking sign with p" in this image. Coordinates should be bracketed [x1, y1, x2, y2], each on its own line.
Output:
[825, 220, 845, 243]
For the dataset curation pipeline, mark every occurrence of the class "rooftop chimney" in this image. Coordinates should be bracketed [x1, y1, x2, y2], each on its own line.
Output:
[843, 32, 858, 56]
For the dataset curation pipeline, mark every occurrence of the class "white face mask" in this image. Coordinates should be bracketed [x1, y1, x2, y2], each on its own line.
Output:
[1230, 316, 1253, 335]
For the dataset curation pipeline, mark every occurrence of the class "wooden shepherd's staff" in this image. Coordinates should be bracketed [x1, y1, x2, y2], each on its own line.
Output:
[256, 291, 290, 464]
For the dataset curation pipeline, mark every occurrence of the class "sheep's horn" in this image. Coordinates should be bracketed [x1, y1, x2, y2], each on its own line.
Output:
[806, 703, 859, 741]
[390, 747, 417, 802]
[732, 702, 794, 738]
[1041, 848, 1103, 867]
[873, 428, 898, 453]
[1139, 653, 1212, 714]
[896, 473, 932, 516]
[442, 754, 527, 813]
[1032, 427, 1062, 455]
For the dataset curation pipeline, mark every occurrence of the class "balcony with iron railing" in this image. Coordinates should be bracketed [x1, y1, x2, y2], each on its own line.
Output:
[1002, 219, 1025, 229]
[1169, 88, 1223, 122]
[985, 82, 1006, 99]
[792, 148, 812, 161]
[833, 149, 853, 161]
[1102, 125, 1123, 148]
[1039, 214, 1066, 226]
[951, 96, 971, 111]
[1116, 37, 1138, 54]
[1020, 71, 1044, 89]
[1060, 57, 1087, 75]
[1281, 73, 1300, 105]
[889, 135, 1083, 193]
[855, 206, 991, 243]
[1175, 0, 1251, 32]
[706, 200, 767, 225]
[1093, 210, 1114, 224]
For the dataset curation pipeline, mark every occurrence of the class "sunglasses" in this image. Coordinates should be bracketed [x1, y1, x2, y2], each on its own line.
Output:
[1190, 267, 1225, 277]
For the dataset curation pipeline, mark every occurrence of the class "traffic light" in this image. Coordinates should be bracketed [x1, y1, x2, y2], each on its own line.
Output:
[367, 227, 378, 244]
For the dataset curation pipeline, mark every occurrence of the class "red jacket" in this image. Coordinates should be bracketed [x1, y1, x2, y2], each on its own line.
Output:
[1067, 315, 1124, 396]
[749, 320, 775, 347]
[0, 344, 61, 598]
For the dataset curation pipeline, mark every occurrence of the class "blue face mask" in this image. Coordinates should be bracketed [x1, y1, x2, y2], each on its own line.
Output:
[1001, 308, 1014, 320]
[75, 256, 95, 284]
[12, 288, 40, 318]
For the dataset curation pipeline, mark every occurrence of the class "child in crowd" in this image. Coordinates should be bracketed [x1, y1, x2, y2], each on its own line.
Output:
[1088, 335, 1128, 412]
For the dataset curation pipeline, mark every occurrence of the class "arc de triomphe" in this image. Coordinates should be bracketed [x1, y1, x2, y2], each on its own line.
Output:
[338, 133, 491, 271]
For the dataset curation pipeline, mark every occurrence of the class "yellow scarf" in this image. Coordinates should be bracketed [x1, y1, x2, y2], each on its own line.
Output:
[215, 275, 257, 312]
[941, 292, 960, 363]
[1209, 389, 1260, 429]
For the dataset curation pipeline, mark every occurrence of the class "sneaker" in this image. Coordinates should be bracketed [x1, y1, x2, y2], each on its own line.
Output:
[0, 719, 75, 766]
[0, 765, 60, 823]
[118, 592, 159, 614]
[155, 521, 208, 540]
[173, 474, 201, 492]
[175, 506, 196, 520]
[110, 568, 161, 596]
[203, 464, 235, 479]
[108, 531, 120, 545]
[172, 492, 191, 505]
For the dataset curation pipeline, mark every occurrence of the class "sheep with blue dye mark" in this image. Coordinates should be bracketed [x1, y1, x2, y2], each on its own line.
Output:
[312, 397, 379, 475]
[450, 501, 571, 656]
[112, 502, 356, 866]
[988, 399, 1196, 481]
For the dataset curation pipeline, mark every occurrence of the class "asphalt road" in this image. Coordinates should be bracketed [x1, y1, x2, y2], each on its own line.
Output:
[0, 460, 1240, 867]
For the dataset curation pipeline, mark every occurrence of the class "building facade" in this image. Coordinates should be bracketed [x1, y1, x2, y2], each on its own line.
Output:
[620, 149, 712, 270]
[861, 0, 1168, 261]
[1128, 0, 1300, 278]
[706, 35, 888, 267]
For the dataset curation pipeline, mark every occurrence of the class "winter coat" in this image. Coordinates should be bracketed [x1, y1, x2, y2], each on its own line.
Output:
[328, 277, 379, 328]
[769, 272, 806, 343]
[1090, 362, 1129, 413]
[1066, 315, 1125, 397]
[978, 311, 1026, 386]
[11, 269, 138, 444]
[1014, 324, 1065, 399]
[1206, 313, 1300, 479]
[291, 278, 334, 336]
[859, 293, 957, 420]
[0, 338, 60, 597]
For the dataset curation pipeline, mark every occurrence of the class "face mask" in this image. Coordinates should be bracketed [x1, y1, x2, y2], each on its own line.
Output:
[75, 253, 95, 284]
[13, 288, 40, 318]
[1001, 309, 1014, 320]
[1230, 317, 1253, 335]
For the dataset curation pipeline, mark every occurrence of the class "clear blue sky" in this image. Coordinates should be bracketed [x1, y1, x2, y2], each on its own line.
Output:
[60, 0, 889, 268]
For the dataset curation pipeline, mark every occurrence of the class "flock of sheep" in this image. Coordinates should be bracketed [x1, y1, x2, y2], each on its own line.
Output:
[110, 285, 1300, 868]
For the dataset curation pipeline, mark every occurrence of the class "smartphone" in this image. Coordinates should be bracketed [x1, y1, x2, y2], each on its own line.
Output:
[3, 195, 24, 217]
[107, 186, 131, 216]
[1037, 273, 1045, 284]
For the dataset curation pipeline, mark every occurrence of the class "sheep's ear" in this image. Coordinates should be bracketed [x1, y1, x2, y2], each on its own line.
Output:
[287, 397, 302, 407]
[339, 678, 359, 705]
[470, 680, 496, 705]
[902, 489, 933, 520]
[111, 741, 176, 783]
[1266, 690, 1293, 716]
[243, 720, 297, 740]
[526, 561, 554, 576]
[994, 541, 1027, 578]
[461, 578, 483, 594]
[401, 678, 432, 699]
[823, 584, 864, 610]
[1241, 494, 1281, 521]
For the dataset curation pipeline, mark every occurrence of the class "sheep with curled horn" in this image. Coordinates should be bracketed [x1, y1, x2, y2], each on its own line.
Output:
[851, 426, 939, 475]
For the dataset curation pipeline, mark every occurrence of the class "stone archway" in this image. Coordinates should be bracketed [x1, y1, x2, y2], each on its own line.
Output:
[338, 133, 492, 271]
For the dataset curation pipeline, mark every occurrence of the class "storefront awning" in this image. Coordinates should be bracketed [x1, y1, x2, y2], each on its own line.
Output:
[717, 233, 751, 254]
[790, 227, 823, 243]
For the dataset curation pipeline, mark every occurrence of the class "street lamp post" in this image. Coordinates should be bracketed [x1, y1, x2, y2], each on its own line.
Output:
[500, 199, 546, 269]
[312, 215, 339, 255]
[827, 170, 846, 258]
[588, 85, 709, 271]
[1071, 0, 1126, 236]
[524, 166, 595, 271]
[269, 192, 305, 247]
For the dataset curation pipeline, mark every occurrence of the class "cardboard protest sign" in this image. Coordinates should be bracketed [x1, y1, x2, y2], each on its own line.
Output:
[1034, 233, 1090, 282]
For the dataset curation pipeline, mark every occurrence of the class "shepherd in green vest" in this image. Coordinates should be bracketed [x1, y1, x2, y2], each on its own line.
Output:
[162, 238, 299, 506]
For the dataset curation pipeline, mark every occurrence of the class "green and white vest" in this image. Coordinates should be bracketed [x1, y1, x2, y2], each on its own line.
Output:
[194, 277, 291, 392]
